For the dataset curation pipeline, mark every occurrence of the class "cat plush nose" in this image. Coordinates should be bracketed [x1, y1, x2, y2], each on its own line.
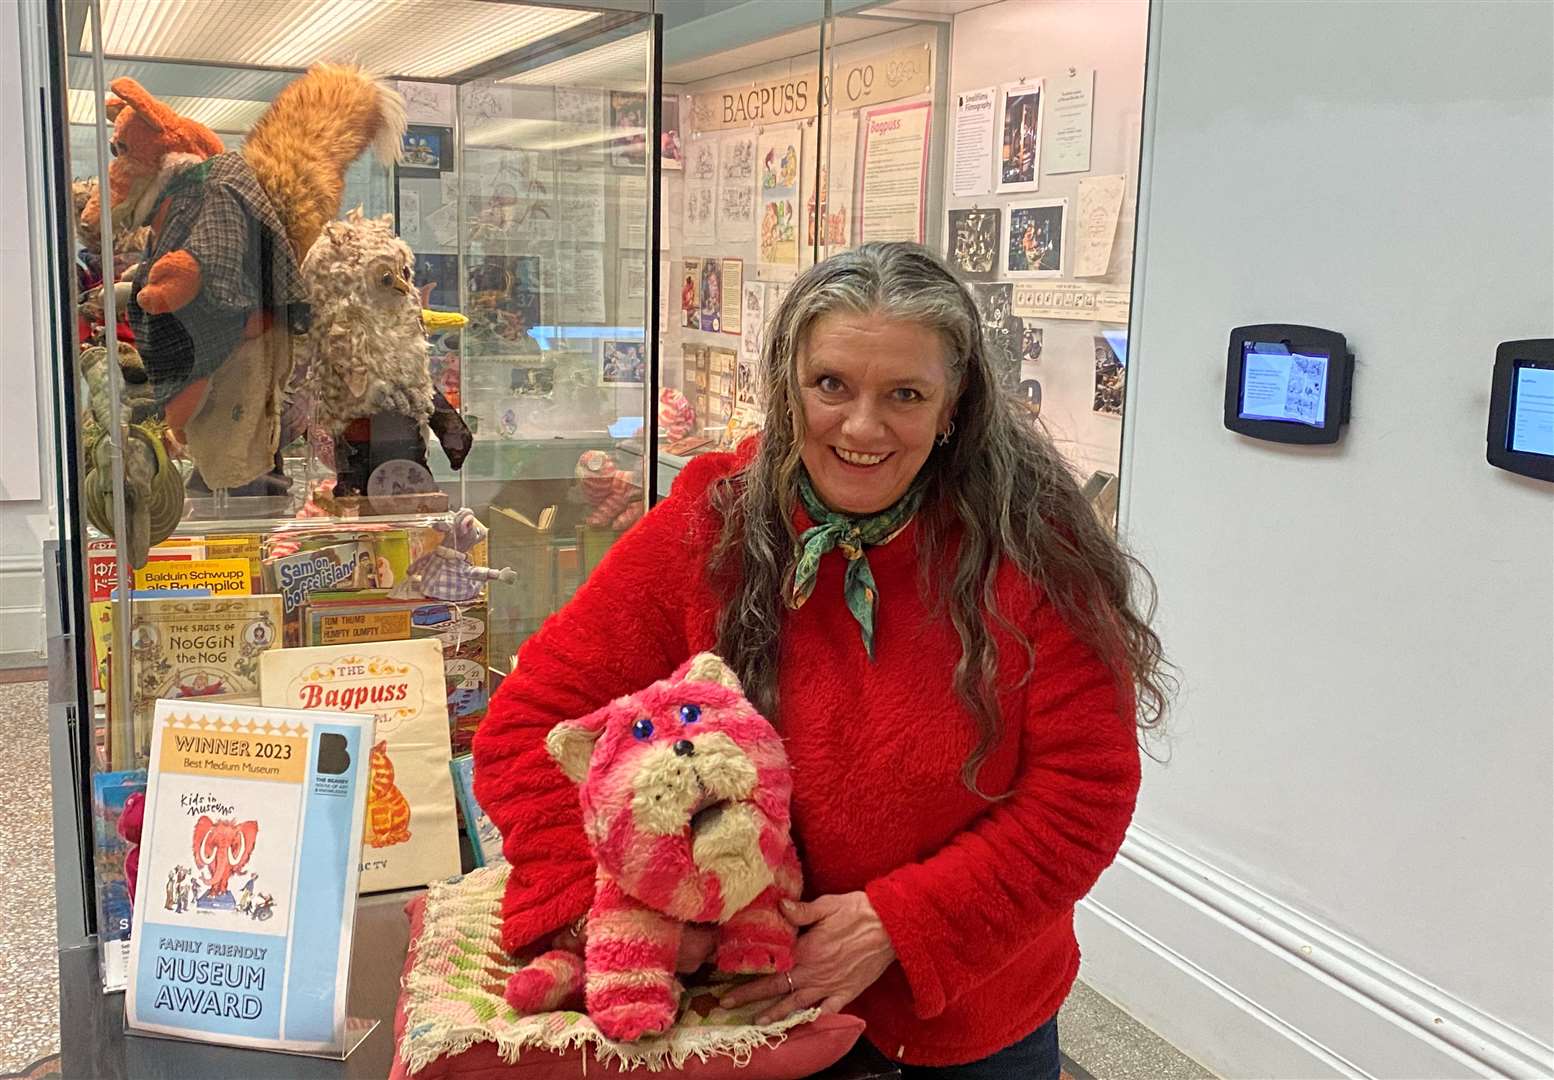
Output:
[673, 740, 695, 757]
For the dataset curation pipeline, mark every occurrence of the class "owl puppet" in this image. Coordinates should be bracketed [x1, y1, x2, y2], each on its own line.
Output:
[298, 210, 472, 495]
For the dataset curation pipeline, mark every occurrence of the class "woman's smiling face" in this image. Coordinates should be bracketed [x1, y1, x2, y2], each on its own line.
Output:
[797, 311, 957, 515]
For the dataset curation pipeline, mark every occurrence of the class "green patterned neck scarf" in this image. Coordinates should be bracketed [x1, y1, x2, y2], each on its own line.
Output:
[787, 471, 923, 659]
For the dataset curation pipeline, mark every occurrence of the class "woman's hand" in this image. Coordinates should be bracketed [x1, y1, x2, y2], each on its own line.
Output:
[718, 892, 895, 1024]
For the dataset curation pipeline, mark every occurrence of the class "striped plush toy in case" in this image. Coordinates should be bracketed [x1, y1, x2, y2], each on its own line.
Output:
[504, 653, 801, 1042]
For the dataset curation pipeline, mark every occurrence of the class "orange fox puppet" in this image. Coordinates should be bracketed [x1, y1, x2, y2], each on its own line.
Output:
[79, 66, 405, 491]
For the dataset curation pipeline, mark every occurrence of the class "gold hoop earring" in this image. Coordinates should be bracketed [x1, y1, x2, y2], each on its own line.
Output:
[937, 420, 955, 447]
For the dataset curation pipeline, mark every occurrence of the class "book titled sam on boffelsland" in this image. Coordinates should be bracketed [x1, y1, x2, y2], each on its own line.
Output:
[124, 699, 374, 1057]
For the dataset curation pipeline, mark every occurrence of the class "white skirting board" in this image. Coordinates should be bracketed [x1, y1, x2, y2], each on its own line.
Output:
[0, 552, 47, 661]
[1074, 827, 1554, 1080]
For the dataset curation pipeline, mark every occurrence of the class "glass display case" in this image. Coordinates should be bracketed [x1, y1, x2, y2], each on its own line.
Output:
[38, 0, 1149, 1048]
[651, 0, 1147, 522]
[43, 0, 662, 979]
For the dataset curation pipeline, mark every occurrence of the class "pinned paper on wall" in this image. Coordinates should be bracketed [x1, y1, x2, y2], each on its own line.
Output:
[1074, 174, 1126, 277]
[740, 281, 766, 362]
[716, 134, 757, 241]
[859, 102, 931, 244]
[757, 127, 802, 272]
[952, 86, 997, 197]
[685, 138, 719, 243]
[808, 114, 858, 259]
[619, 174, 647, 249]
[1044, 67, 1095, 176]
[720, 257, 743, 336]
[556, 164, 605, 244]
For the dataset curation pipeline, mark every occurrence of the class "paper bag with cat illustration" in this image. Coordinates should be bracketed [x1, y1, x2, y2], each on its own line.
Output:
[260, 638, 460, 892]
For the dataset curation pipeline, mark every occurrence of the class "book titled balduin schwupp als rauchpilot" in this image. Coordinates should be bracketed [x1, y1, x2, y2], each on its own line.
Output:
[125, 699, 376, 1057]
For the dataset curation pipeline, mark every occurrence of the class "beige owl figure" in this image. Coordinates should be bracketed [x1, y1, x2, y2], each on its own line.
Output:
[300, 208, 435, 434]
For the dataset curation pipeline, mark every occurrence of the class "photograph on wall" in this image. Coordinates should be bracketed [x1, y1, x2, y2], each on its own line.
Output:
[700, 258, 724, 333]
[757, 127, 802, 272]
[414, 253, 460, 311]
[510, 363, 556, 398]
[716, 134, 757, 242]
[1021, 324, 1044, 364]
[600, 340, 647, 387]
[609, 90, 648, 167]
[1016, 378, 1042, 418]
[946, 207, 1001, 281]
[997, 81, 1044, 193]
[1005, 198, 1067, 278]
[1093, 333, 1126, 416]
[685, 138, 719, 243]
[680, 257, 701, 329]
[467, 256, 541, 347]
[661, 94, 683, 169]
[736, 354, 760, 408]
[970, 282, 1025, 390]
[400, 125, 453, 178]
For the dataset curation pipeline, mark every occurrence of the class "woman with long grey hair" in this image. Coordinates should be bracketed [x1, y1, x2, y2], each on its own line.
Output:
[476, 242, 1167, 1077]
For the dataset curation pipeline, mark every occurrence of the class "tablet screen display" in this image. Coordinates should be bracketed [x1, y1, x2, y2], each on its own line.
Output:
[1510, 363, 1554, 456]
[1238, 342, 1328, 427]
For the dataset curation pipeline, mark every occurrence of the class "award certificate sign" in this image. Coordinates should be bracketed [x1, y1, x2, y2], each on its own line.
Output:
[126, 700, 374, 1057]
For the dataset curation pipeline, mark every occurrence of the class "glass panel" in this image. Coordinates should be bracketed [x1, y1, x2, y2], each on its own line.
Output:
[932, 0, 1149, 531]
[653, 0, 827, 495]
[60, 0, 657, 772]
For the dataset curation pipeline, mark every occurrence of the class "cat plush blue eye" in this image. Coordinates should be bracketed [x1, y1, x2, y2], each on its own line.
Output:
[632, 718, 654, 740]
[679, 704, 701, 725]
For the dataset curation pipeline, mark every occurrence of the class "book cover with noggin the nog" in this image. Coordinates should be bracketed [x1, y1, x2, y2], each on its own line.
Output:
[259, 638, 460, 893]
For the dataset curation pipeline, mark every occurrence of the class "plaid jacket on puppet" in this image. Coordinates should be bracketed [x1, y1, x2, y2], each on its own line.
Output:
[128, 152, 307, 405]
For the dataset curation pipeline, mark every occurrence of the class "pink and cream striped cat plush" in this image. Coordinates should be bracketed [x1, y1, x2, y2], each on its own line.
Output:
[504, 652, 801, 1041]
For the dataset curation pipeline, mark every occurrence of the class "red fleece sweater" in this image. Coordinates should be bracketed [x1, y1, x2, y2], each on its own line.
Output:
[472, 450, 1141, 1065]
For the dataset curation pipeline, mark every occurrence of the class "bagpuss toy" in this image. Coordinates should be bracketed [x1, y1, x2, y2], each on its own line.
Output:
[504, 653, 801, 1042]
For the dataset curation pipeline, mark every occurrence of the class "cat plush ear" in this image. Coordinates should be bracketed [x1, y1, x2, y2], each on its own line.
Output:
[677, 652, 744, 694]
[547, 711, 608, 784]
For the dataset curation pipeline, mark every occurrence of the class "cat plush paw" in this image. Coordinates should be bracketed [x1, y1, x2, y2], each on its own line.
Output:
[714, 938, 794, 975]
[591, 997, 678, 1041]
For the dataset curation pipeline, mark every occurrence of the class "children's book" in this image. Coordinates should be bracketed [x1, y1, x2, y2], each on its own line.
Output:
[264, 542, 377, 646]
[91, 768, 147, 992]
[125, 700, 374, 1056]
[123, 596, 284, 752]
[449, 755, 505, 868]
[301, 596, 489, 754]
[259, 639, 461, 893]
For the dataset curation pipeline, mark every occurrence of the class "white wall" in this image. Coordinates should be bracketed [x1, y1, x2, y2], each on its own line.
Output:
[945, 0, 1148, 482]
[1, 0, 56, 663]
[1081, 1, 1554, 1077]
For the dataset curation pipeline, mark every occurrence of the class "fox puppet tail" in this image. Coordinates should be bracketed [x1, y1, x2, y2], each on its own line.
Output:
[242, 63, 406, 259]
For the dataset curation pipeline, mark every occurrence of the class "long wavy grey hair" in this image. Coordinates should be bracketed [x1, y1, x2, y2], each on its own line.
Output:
[708, 242, 1169, 794]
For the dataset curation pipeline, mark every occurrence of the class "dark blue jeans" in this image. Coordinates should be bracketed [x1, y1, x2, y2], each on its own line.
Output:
[897, 1016, 1061, 1080]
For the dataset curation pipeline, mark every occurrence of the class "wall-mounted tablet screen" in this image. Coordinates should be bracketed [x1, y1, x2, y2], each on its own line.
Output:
[1509, 363, 1554, 457]
[1238, 342, 1329, 427]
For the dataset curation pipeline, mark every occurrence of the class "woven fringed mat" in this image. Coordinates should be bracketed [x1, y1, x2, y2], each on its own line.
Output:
[398, 866, 821, 1075]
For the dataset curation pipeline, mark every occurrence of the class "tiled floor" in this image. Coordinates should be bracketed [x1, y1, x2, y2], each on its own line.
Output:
[0, 674, 1211, 1078]
[0, 680, 61, 1074]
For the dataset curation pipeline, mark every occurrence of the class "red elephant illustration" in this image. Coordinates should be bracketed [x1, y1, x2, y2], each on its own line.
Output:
[192, 815, 258, 899]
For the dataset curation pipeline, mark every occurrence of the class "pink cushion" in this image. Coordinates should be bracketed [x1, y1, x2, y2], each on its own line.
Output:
[391, 896, 865, 1080]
